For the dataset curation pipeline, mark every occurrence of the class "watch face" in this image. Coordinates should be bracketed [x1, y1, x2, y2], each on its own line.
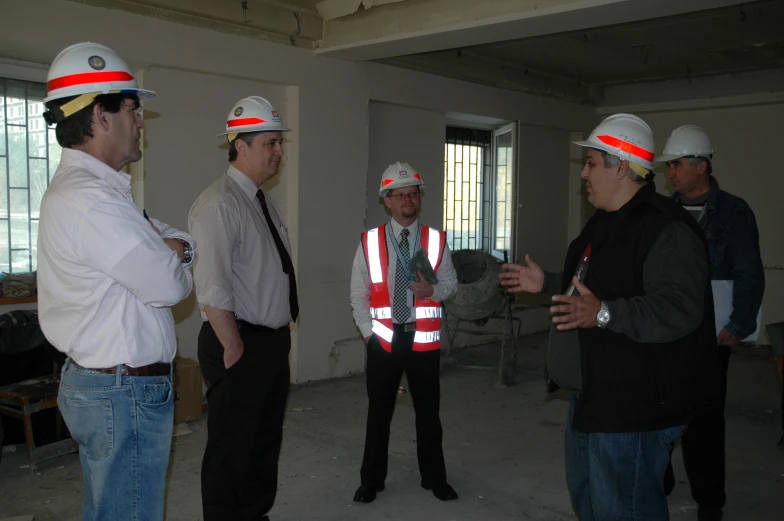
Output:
[598, 310, 610, 324]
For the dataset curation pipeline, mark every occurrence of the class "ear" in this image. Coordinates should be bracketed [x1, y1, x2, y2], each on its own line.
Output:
[617, 160, 630, 179]
[383, 196, 392, 210]
[234, 138, 247, 157]
[696, 160, 709, 176]
[92, 103, 111, 134]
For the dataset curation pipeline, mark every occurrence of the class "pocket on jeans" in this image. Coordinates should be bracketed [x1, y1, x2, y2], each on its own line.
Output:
[60, 397, 113, 458]
[139, 381, 173, 409]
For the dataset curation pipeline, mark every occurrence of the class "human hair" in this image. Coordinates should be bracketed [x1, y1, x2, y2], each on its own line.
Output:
[45, 94, 137, 148]
[688, 156, 713, 176]
[228, 132, 257, 162]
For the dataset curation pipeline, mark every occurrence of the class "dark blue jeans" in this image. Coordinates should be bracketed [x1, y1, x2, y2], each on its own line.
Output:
[566, 394, 685, 521]
[58, 359, 174, 521]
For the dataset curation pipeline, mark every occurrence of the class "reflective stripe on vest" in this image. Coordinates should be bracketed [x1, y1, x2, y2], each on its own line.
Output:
[372, 321, 394, 343]
[366, 227, 384, 284]
[415, 306, 442, 319]
[370, 307, 392, 320]
[414, 330, 440, 344]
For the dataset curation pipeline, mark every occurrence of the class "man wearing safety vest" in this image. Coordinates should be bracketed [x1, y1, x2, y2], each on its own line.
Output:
[500, 114, 721, 520]
[349, 162, 458, 503]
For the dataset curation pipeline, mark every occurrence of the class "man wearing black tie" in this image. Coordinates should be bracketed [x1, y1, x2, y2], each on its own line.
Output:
[188, 96, 298, 521]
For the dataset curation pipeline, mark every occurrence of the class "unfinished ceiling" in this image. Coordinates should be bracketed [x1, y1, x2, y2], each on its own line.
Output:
[378, 0, 784, 106]
[65, 0, 784, 107]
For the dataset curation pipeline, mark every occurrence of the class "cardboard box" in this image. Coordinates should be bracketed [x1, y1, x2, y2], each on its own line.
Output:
[174, 356, 203, 424]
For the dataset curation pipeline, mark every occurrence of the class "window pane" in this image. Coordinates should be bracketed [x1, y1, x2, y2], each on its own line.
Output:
[8, 111, 28, 188]
[0, 87, 5, 157]
[30, 158, 47, 218]
[10, 188, 29, 251]
[28, 99, 47, 158]
[12, 248, 30, 273]
[0, 219, 8, 272]
[0, 160, 7, 219]
[48, 127, 61, 178]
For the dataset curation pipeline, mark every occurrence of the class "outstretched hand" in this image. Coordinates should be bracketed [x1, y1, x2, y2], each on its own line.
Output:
[499, 254, 545, 294]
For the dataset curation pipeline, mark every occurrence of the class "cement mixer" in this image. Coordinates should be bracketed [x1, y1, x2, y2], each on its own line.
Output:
[442, 250, 521, 386]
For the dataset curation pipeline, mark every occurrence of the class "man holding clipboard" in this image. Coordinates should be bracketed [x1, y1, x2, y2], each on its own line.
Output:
[349, 162, 458, 504]
[659, 125, 765, 521]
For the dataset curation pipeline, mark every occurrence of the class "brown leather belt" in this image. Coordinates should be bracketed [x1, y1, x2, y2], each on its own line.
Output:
[74, 361, 171, 377]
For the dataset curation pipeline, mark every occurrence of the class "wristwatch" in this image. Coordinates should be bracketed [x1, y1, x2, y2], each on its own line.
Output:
[596, 301, 611, 328]
[180, 240, 193, 264]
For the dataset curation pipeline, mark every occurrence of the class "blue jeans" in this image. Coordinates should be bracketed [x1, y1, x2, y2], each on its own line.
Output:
[58, 359, 174, 521]
[566, 394, 685, 521]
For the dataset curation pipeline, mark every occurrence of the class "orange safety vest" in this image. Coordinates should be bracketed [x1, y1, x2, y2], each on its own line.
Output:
[361, 224, 446, 352]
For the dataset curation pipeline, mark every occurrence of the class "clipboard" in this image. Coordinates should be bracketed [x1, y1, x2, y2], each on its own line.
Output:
[711, 280, 761, 341]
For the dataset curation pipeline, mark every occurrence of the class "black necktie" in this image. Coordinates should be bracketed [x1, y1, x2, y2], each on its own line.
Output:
[257, 190, 299, 322]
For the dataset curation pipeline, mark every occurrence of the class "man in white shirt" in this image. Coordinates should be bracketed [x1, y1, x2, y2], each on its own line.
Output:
[188, 96, 297, 521]
[37, 43, 195, 521]
[350, 161, 459, 504]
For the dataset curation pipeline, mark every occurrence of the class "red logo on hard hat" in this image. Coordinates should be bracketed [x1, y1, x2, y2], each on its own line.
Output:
[399, 170, 408, 178]
[271, 111, 279, 118]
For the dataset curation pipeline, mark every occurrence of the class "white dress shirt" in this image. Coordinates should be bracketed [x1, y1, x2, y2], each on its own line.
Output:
[37, 148, 195, 368]
[188, 166, 293, 328]
[350, 219, 458, 339]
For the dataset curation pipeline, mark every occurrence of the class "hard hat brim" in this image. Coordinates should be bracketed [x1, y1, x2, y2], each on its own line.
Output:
[654, 153, 686, 163]
[43, 87, 156, 105]
[216, 127, 290, 138]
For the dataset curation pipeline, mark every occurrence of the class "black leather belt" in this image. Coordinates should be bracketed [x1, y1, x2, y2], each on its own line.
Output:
[73, 361, 171, 376]
[236, 319, 289, 334]
[394, 322, 417, 333]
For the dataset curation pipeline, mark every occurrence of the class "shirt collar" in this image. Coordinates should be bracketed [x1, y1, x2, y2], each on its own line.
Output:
[227, 165, 260, 201]
[389, 218, 419, 239]
[61, 148, 131, 195]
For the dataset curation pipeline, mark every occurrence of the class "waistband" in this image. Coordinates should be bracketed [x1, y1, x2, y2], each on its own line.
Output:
[235, 319, 290, 334]
[70, 360, 171, 377]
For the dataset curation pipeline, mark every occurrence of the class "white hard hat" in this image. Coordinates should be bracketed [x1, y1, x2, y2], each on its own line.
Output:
[42, 42, 154, 123]
[655, 125, 713, 163]
[379, 161, 424, 196]
[217, 96, 289, 142]
[573, 113, 655, 173]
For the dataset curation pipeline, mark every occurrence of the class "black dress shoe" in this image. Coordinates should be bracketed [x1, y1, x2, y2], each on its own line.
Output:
[697, 507, 723, 521]
[422, 482, 458, 501]
[353, 484, 384, 503]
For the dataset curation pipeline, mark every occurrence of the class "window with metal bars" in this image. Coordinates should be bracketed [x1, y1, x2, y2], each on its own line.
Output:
[443, 127, 493, 253]
[0, 77, 62, 273]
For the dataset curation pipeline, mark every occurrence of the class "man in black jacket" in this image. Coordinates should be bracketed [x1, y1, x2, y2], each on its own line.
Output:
[501, 113, 720, 521]
[658, 125, 765, 521]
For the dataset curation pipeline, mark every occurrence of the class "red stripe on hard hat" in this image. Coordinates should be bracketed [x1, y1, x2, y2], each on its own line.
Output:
[597, 135, 654, 161]
[413, 173, 421, 179]
[227, 117, 266, 127]
[47, 71, 135, 92]
[382, 179, 395, 186]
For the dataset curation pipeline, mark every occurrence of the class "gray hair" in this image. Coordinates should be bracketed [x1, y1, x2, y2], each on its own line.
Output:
[599, 149, 648, 184]
[688, 156, 713, 176]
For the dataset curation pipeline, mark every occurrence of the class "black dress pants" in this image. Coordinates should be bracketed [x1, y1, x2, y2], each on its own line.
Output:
[666, 345, 731, 509]
[198, 321, 291, 521]
[360, 325, 447, 488]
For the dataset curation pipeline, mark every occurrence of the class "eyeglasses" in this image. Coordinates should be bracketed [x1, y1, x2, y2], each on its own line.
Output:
[387, 192, 422, 201]
[121, 103, 143, 119]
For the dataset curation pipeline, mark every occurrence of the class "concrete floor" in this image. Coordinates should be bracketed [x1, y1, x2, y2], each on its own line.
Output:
[0, 333, 782, 521]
